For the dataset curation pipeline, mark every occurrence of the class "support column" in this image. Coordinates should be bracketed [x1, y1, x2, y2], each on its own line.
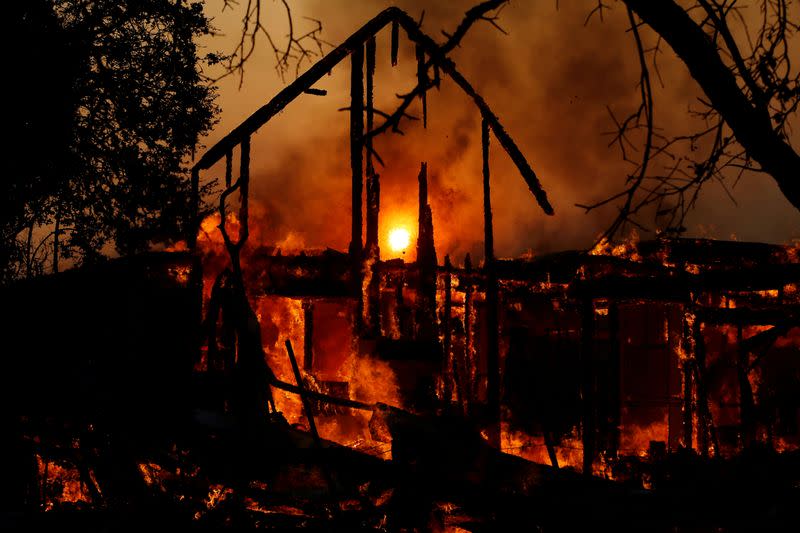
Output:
[463, 253, 475, 415]
[416, 162, 438, 342]
[681, 311, 695, 451]
[349, 46, 365, 334]
[364, 37, 381, 336]
[482, 117, 501, 448]
[737, 323, 756, 448]
[349, 46, 364, 262]
[693, 318, 710, 457]
[443, 255, 454, 405]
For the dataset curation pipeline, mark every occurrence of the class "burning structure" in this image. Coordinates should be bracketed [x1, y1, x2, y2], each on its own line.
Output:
[3, 7, 798, 532]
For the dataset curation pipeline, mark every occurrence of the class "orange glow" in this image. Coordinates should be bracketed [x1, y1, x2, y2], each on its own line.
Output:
[388, 227, 411, 253]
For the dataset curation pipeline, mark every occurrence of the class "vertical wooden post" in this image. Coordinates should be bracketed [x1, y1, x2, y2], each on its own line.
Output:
[681, 311, 694, 451]
[395, 278, 409, 339]
[443, 255, 454, 405]
[365, 36, 379, 254]
[285, 340, 338, 498]
[482, 116, 501, 448]
[364, 37, 381, 336]
[349, 46, 364, 262]
[581, 298, 596, 476]
[232, 137, 250, 277]
[303, 301, 314, 372]
[693, 318, 709, 457]
[286, 340, 320, 442]
[463, 253, 475, 414]
[365, 37, 376, 180]
[364, 174, 381, 337]
[350, 46, 365, 333]
[418, 162, 428, 226]
[737, 323, 756, 448]
[390, 20, 399, 66]
[416, 162, 438, 342]
[225, 150, 233, 188]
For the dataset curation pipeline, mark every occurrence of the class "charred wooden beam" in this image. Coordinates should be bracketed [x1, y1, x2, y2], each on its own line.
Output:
[744, 318, 800, 368]
[395, 275, 412, 340]
[398, 16, 553, 215]
[463, 253, 475, 414]
[694, 265, 800, 291]
[482, 118, 501, 448]
[543, 431, 560, 470]
[285, 340, 322, 443]
[284, 340, 339, 498]
[251, 250, 354, 298]
[693, 318, 710, 457]
[365, 171, 381, 331]
[390, 19, 399, 66]
[271, 374, 372, 411]
[218, 137, 251, 277]
[239, 141, 250, 244]
[681, 311, 694, 450]
[695, 305, 800, 325]
[570, 275, 691, 302]
[418, 161, 428, 224]
[363, 184, 380, 336]
[363, 38, 381, 337]
[736, 324, 757, 448]
[365, 37, 376, 179]
[193, 7, 553, 217]
[224, 150, 232, 188]
[416, 162, 439, 342]
[194, 8, 401, 171]
[349, 45, 364, 262]
[443, 255, 454, 405]
[639, 237, 798, 267]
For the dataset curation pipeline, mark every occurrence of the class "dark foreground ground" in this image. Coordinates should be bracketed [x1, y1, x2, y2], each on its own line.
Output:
[2, 407, 799, 532]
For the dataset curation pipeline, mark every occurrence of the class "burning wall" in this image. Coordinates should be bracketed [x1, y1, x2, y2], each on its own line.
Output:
[191, 200, 799, 474]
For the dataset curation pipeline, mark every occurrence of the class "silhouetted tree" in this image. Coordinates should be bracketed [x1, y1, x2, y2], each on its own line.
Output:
[4, 0, 218, 282]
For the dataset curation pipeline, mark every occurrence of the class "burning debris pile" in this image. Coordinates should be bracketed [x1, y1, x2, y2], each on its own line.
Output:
[3, 7, 799, 532]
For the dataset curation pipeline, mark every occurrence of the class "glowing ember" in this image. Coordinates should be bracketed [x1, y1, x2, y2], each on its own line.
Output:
[388, 227, 410, 253]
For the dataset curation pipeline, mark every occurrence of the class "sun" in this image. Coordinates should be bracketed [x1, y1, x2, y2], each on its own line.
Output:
[388, 227, 411, 253]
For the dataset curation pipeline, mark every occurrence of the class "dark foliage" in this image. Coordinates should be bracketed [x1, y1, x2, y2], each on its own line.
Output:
[4, 0, 218, 282]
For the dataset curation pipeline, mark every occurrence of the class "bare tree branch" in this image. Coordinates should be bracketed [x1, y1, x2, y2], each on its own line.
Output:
[579, 0, 799, 242]
[212, 0, 332, 87]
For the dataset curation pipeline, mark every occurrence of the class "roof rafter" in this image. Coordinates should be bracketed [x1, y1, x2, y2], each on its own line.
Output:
[194, 7, 553, 215]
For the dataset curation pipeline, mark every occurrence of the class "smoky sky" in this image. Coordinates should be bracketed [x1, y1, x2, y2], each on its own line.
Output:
[198, 0, 800, 263]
